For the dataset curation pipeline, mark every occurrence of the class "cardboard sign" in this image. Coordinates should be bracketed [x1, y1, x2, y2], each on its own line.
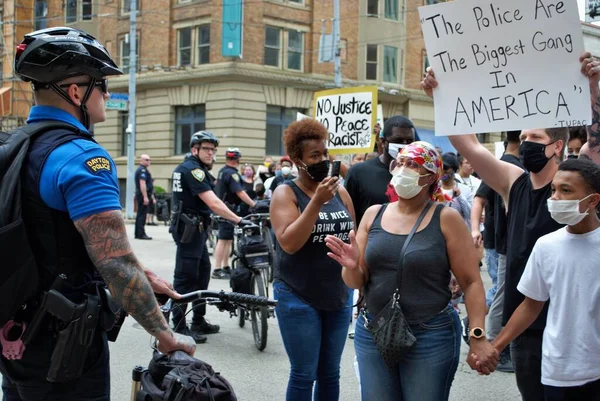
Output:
[376, 104, 384, 137]
[313, 86, 378, 154]
[419, 0, 591, 135]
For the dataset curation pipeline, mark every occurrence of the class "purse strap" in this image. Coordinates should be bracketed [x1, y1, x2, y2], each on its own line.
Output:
[395, 201, 434, 293]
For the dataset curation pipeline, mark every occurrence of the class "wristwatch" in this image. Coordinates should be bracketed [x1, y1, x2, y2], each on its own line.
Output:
[469, 327, 486, 340]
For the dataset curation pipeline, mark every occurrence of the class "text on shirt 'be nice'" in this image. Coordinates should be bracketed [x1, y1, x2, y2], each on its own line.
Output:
[311, 210, 354, 243]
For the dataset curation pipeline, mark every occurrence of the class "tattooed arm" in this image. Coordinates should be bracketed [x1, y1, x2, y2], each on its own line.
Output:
[581, 52, 600, 154]
[74, 211, 196, 355]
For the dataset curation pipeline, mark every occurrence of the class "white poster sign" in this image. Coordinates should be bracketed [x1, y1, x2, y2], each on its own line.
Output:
[376, 104, 384, 133]
[313, 86, 378, 154]
[419, 0, 591, 136]
[296, 112, 312, 121]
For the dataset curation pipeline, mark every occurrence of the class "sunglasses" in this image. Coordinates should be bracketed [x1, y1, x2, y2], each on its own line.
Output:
[59, 78, 108, 94]
[389, 157, 422, 174]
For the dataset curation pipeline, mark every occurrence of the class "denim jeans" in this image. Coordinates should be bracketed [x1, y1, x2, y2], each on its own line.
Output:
[274, 281, 352, 401]
[511, 331, 545, 401]
[544, 378, 600, 401]
[484, 248, 499, 307]
[487, 253, 507, 340]
[354, 306, 461, 401]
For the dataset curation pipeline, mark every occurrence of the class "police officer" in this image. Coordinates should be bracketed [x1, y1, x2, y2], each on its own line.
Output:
[170, 133, 252, 343]
[135, 154, 154, 239]
[2, 27, 195, 401]
[212, 148, 256, 279]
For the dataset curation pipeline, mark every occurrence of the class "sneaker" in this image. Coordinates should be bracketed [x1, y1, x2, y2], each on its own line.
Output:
[191, 319, 220, 335]
[175, 325, 207, 344]
[461, 316, 470, 346]
[211, 267, 231, 280]
[496, 349, 515, 373]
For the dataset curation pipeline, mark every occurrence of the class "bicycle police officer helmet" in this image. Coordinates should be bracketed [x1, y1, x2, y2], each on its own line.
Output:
[190, 131, 219, 148]
[225, 148, 242, 160]
[14, 27, 123, 129]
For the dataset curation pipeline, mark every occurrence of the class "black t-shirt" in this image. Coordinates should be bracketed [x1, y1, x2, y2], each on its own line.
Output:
[344, 157, 391, 227]
[503, 173, 564, 331]
[215, 165, 243, 207]
[171, 155, 215, 217]
[238, 180, 256, 217]
[134, 165, 153, 196]
[475, 183, 495, 250]
[270, 175, 290, 192]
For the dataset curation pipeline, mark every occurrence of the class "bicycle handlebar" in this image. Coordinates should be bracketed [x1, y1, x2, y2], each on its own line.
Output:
[165, 290, 277, 309]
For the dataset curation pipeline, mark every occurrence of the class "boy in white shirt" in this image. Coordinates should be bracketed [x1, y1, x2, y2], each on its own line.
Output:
[485, 159, 600, 401]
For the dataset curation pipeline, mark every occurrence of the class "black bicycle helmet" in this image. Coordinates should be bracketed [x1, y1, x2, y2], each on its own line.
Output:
[225, 148, 241, 160]
[14, 27, 122, 129]
[190, 131, 219, 148]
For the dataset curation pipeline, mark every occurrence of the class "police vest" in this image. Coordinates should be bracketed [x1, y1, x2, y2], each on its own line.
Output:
[22, 128, 102, 292]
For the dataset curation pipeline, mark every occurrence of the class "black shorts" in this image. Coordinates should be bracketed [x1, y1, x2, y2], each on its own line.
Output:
[218, 221, 234, 240]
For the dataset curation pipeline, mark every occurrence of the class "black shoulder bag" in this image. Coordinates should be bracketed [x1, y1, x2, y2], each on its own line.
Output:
[363, 201, 434, 368]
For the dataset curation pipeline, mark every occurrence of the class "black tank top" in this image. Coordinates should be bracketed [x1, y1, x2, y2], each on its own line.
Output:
[364, 203, 451, 323]
[275, 181, 353, 311]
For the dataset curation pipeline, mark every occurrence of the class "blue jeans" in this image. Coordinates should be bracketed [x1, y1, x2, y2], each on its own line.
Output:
[355, 306, 461, 401]
[485, 248, 499, 307]
[274, 281, 352, 401]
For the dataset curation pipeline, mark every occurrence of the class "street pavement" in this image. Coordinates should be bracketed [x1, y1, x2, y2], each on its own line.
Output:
[1, 223, 522, 401]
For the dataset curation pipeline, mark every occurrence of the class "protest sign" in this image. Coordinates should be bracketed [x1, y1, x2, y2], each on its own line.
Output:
[419, 0, 591, 135]
[376, 104, 384, 136]
[297, 112, 312, 121]
[313, 86, 378, 154]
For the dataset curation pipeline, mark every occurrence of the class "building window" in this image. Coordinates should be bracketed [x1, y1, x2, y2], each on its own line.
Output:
[399, 48, 405, 85]
[122, 0, 140, 14]
[264, 26, 281, 67]
[383, 46, 397, 83]
[266, 106, 306, 155]
[385, 0, 398, 20]
[120, 111, 129, 156]
[177, 25, 211, 66]
[288, 0, 303, 3]
[120, 34, 139, 74]
[66, 0, 93, 23]
[422, 49, 430, 75]
[35, 0, 48, 30]
[82, 0, 92, 20]
[425, 0, 440, 4]
[287, 30, 303, 71]
[366, 44, 378, 80]
[66, 0, 77, 23]
[175, 105, 206, 155]
[367, 0, 379, 16]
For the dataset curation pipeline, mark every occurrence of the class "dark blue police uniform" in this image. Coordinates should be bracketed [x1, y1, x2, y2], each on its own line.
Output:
[215, 165, 243, 240]
[0, 106, 121, 401]
[170, 154, 215, 328]
[134, 164, 153, 238]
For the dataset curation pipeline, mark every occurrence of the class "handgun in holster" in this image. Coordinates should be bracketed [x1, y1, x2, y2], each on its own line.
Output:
[179, 213, 199, 243]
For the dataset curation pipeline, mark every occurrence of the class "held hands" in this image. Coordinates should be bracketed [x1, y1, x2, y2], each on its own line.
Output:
[467, 338, 499, 375]
[314, 176, 340, 205]
[325, 230, 360, 271]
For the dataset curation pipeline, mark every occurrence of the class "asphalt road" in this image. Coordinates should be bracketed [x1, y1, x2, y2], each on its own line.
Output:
[1, 223, 523, 401]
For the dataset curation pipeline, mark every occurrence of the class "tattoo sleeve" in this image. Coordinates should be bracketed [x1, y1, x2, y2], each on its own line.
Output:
[589, 93, 600, 154]
[74, 211, 170, 337]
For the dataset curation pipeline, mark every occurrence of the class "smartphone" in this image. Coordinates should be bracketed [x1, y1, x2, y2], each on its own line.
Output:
[330, 160, 341, 178]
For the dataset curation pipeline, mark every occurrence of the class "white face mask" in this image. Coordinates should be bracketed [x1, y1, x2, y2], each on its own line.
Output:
[281, 166, 292, 177]
[547, 194, 593, 226]
[388, 143, 407, 160]
[391, 167, 430, 200]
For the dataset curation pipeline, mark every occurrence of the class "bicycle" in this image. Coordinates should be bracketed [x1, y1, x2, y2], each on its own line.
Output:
[130, 290, 277, 401]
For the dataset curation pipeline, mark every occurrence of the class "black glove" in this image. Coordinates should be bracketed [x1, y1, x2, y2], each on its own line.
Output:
[237, 219, 253, 227]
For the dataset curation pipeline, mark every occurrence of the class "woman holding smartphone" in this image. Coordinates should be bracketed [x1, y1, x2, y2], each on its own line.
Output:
[270, 118, 356, 401]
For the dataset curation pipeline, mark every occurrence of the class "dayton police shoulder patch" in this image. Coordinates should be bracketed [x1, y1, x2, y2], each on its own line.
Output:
[232, 173, 240, 182]
[191, 168, 205, 182]
[84, 156, 112, 174]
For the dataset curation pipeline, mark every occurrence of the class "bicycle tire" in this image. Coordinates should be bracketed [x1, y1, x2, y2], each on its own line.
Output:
[262, 226, 275, 283]
[251, 273, 268, 351]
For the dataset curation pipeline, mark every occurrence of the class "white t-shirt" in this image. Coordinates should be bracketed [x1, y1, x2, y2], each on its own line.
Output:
[518, 226, 600, 387]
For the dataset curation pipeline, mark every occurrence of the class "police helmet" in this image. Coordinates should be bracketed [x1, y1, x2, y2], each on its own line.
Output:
[15, 27, 122, 85]
[190, 131, 219, 148]
[225, 148, 241, 160]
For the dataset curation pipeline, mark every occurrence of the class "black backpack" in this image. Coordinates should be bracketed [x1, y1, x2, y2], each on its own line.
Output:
[137, 351, 237, 401]
[0, 121, 79, 326]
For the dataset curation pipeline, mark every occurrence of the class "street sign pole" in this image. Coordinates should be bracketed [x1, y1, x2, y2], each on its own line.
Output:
[125, 0, 137, 220]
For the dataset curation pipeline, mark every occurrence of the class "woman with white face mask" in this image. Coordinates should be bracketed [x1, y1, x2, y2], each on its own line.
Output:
[325, 141, 495, 401]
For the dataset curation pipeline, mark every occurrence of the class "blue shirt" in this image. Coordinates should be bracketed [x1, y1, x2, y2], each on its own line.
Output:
[28, 106, 122, 221]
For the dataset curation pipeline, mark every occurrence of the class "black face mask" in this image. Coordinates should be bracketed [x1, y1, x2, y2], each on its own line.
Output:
[302, 160, 330, 182]
[519, 141, 554, 173]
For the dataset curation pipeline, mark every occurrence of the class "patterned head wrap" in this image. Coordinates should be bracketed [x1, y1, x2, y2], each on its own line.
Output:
[392, 141, 447, 202]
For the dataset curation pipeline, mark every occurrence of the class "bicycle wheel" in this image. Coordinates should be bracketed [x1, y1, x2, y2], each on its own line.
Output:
[262, 226, 275, 283]
[250, 273, 268, 351]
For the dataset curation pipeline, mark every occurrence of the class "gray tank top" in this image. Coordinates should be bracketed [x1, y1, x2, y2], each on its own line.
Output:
[364, 203, 451, 323]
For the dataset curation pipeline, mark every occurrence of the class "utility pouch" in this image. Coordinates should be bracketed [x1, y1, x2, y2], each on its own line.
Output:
[179, 213, 199, 244]
[46, 294, 101, 383]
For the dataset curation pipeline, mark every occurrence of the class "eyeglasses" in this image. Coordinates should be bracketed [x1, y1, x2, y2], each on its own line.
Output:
[200, 146, 216, 153]
[389, 157, 422, 173]
[59, 78, 108, 94]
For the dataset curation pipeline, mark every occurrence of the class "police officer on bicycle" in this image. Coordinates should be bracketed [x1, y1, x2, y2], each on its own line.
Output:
[213, 148, 256, 280]
[1, 27, 195, 401]
[170, 133, 252, 343]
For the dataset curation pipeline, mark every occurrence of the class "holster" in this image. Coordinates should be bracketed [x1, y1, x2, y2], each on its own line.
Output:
[179, 213, 200, 244]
